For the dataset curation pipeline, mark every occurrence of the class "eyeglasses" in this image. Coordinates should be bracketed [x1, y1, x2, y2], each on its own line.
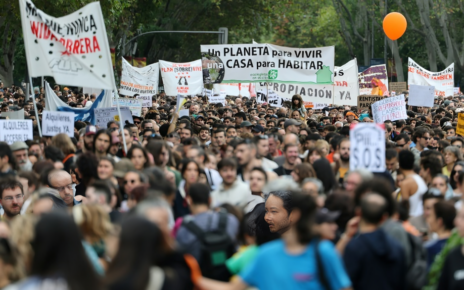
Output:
[124, 179, 137, 185]
[134, 121, 141, 124]
[2, 194, 24, 202]
[51, 184, 73, 192]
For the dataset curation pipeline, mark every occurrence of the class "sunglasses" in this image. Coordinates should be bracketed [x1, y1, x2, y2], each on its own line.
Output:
[124, 179, 137, 185]
[134, 121, 141, 124]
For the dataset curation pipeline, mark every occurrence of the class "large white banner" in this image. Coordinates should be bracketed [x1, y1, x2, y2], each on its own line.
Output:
[333, 59, 359, 106]
[408, 58, 454, 97]
[358, 64, 389, 96]
[213, 83, 251, 97]
[201, 44, 334, 84]
[19, 0, 115, 90]
[120, 58, 159, 96]
[159, 60, 203, 96]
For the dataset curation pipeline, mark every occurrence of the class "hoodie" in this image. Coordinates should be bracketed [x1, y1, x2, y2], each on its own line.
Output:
[343, 228, 406, 290]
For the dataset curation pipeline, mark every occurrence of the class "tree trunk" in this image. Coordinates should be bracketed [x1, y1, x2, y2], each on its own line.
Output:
[0, 66, 14, 87]
[388, 40, 404, 82]
[425, 39, 437, 71]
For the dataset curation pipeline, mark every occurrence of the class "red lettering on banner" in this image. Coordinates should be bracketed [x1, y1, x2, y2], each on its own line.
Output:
[84, 38, 91, 53]
[92, 36, 100, 52]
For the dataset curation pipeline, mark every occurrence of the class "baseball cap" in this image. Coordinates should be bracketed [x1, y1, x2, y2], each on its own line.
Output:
[315, 208, 340, 224]
[85, 125, 97, 136]
[345, 111, 358, 118]
[10, 141, 28, 152]
[113, 158, 135, 178]
[252, 125, 264, 133]
[240, 121, 253, 127]
[195, 115, 205, 120]
[284, 119, 302, 129]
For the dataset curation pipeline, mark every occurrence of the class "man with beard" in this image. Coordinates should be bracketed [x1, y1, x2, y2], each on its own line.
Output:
[334, 138, 350, 185]
[0, 176, 24, 220]
[273, 144, 299, 177]
[83, 125, 97, 152]
[211, 130, 226, 150]
[198, 126, 211, 146]
[235, 140, 277, 182]
[193, 115, 206, 135]
[93, 130, 112, 159]
[10, 142, 32, 171]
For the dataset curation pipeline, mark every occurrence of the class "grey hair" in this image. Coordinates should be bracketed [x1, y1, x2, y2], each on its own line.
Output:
[444, 145, 463, 161]
[135, 193, 172, 217]
[301, 178, 324, 194]
[345, 169, 374, 183]
[263, 178, 299, 195]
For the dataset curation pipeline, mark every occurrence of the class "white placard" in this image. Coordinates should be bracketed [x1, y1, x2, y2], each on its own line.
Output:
[454, 87, 460, 95]
[0, 120, 33, 144]
[112, 98, 142, 117]
[371, 95, 407, 123]
[159, 59, 203, 96]
[201, 44, 334, 84]
[408, 85, 435, 107]
[120, 58, 159, 96]
[94, 107, 133, 129]
[208, 94, 226, 104]
[179, 109, 189, 118]
[1, 109, 25, 120]
[42, 111, 75, 137]
[267, 91, 283, 107]
[136, 96, 152, 108]
[350, 123, 386, 172]
[408, 58, 454, 97]
[256, 90, 267, 104]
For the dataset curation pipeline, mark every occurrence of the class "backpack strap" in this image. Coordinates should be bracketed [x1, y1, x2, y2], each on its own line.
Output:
[315, 239, 330, 290]
[63, 153, 75, 164]
[217, 209, 228, 232]
[182, 218, 206, 242]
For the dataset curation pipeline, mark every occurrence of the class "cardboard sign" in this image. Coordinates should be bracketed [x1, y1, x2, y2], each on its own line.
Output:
[408, 85, 435, 107]
[371, 95, 407, 123]
[136, 95, 152, 108]
[0, 120, 33, 144]
[1, 109, 24, 120]
[390, 82, 407, 93]
[350, 123, 386, 172]
[42, 111, 75, 137]
[357, 95, 384, 111]
[94, 107, 133, 129]
[457, 113, 464, 137]
[112, 98, 142, 117]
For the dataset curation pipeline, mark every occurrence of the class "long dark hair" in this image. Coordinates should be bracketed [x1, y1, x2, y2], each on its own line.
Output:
[30, 211, 102, 290]
[145, 140, 169, 166]
[127, 145, 150, 169]
[93, 129, 112, 155]
[106, 216, 168, 290]
[76, 151, 99, 186]
[290, 192, 317, 244]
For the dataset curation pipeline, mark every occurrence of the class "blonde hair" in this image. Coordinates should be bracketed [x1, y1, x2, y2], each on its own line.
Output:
[73, 204, 113, 244]
[10, 215, 38, 279]
[51, 133, 76, 155]
[315, 140, 330, 157]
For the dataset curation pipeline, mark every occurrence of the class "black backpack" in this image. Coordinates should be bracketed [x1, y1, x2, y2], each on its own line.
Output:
[182, 209, 235, 281]
[406, 233, 427, 290]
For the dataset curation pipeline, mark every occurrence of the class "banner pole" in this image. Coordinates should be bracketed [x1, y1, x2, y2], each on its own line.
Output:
[29, 76, 42, 137]
[113, 86, 128, 154]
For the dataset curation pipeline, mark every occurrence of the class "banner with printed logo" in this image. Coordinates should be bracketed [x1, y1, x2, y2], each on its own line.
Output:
[120, 58, 159, 96]
[201, 44, 334, 84]
[19, 0, 115, 89]
[408, 58, 454, 97]
[159, 60, 203, 96]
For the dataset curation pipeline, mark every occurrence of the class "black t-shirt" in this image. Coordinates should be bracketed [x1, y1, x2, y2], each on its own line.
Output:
[438, 246, 464, 290]
[273, 166, 293, 176]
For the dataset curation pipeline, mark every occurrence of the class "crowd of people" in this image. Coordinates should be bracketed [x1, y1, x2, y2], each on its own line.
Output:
[1, 83, 464, 289]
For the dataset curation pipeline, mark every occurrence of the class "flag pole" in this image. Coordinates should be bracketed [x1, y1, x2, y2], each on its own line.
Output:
[29, 76, 42, 137]
[112, 86, 128, 154]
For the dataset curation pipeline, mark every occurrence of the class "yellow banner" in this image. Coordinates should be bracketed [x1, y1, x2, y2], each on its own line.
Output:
[457, 113, 464, 136]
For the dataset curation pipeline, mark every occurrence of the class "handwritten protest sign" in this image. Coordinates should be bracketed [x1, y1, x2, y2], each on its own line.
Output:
[267, 91, 283, 107]
[113, 98, 142, 117]
[408, 85, 435, 108]
[208, 94, 226, 104]
[201, 44, 334, 84]
[457, 114, 464, 137]
[390, 82, 407, 93]
[0, 120, 33, 144]
[256, 90, 267, 104]
[160, 60, 203, 96]
[136, 96, 152, 108]
[42, 111, 75, 137]
[350, 123, 385, 172]
[371, 95, 407, 123]
[357, 95, 384, 111]
[120, 58, 159, 96]
[94, 107, 133, 129]
[408, 58, 454, 97]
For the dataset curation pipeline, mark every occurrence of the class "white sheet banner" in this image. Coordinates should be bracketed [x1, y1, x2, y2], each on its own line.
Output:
[0, 120, 33, 144]
[408, 58, 454, 97]
[120, 58, 159, 96]
[160, 60, 203, 96]
[333, 59, 359, 106]
[201, 44, 334, 84]
[19, 0, 115, 89]
[42, 111, 75, 137]
[212, 83, 251, 97]
[371, 95, 407, 123]
[358, 65, 389, 96]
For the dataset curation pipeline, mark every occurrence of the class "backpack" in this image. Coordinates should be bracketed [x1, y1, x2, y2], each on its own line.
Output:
[406, 233, 427, 290]
[314, 239, 330, 290]
[182, 209, 235, 281]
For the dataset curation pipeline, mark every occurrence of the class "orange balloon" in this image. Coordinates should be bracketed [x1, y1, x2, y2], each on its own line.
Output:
[383, 12, 407, 40]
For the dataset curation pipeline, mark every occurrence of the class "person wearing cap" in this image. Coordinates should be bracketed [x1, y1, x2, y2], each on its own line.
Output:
[251, 125, 264, 136]
[284, 119, 301, 135]
[83, 125, 97, 152]
[193, 115, 205, 135]
[240, 121, 253, 134]
[315, 208, 340, 240]
[345, 111, 357, 124]
[132, 115, 143, 132]
[10, 141, 32, 171]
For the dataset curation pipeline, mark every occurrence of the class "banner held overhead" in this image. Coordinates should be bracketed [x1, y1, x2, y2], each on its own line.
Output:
[120, 58, 159, 96]
[408, 58, 454, 97]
